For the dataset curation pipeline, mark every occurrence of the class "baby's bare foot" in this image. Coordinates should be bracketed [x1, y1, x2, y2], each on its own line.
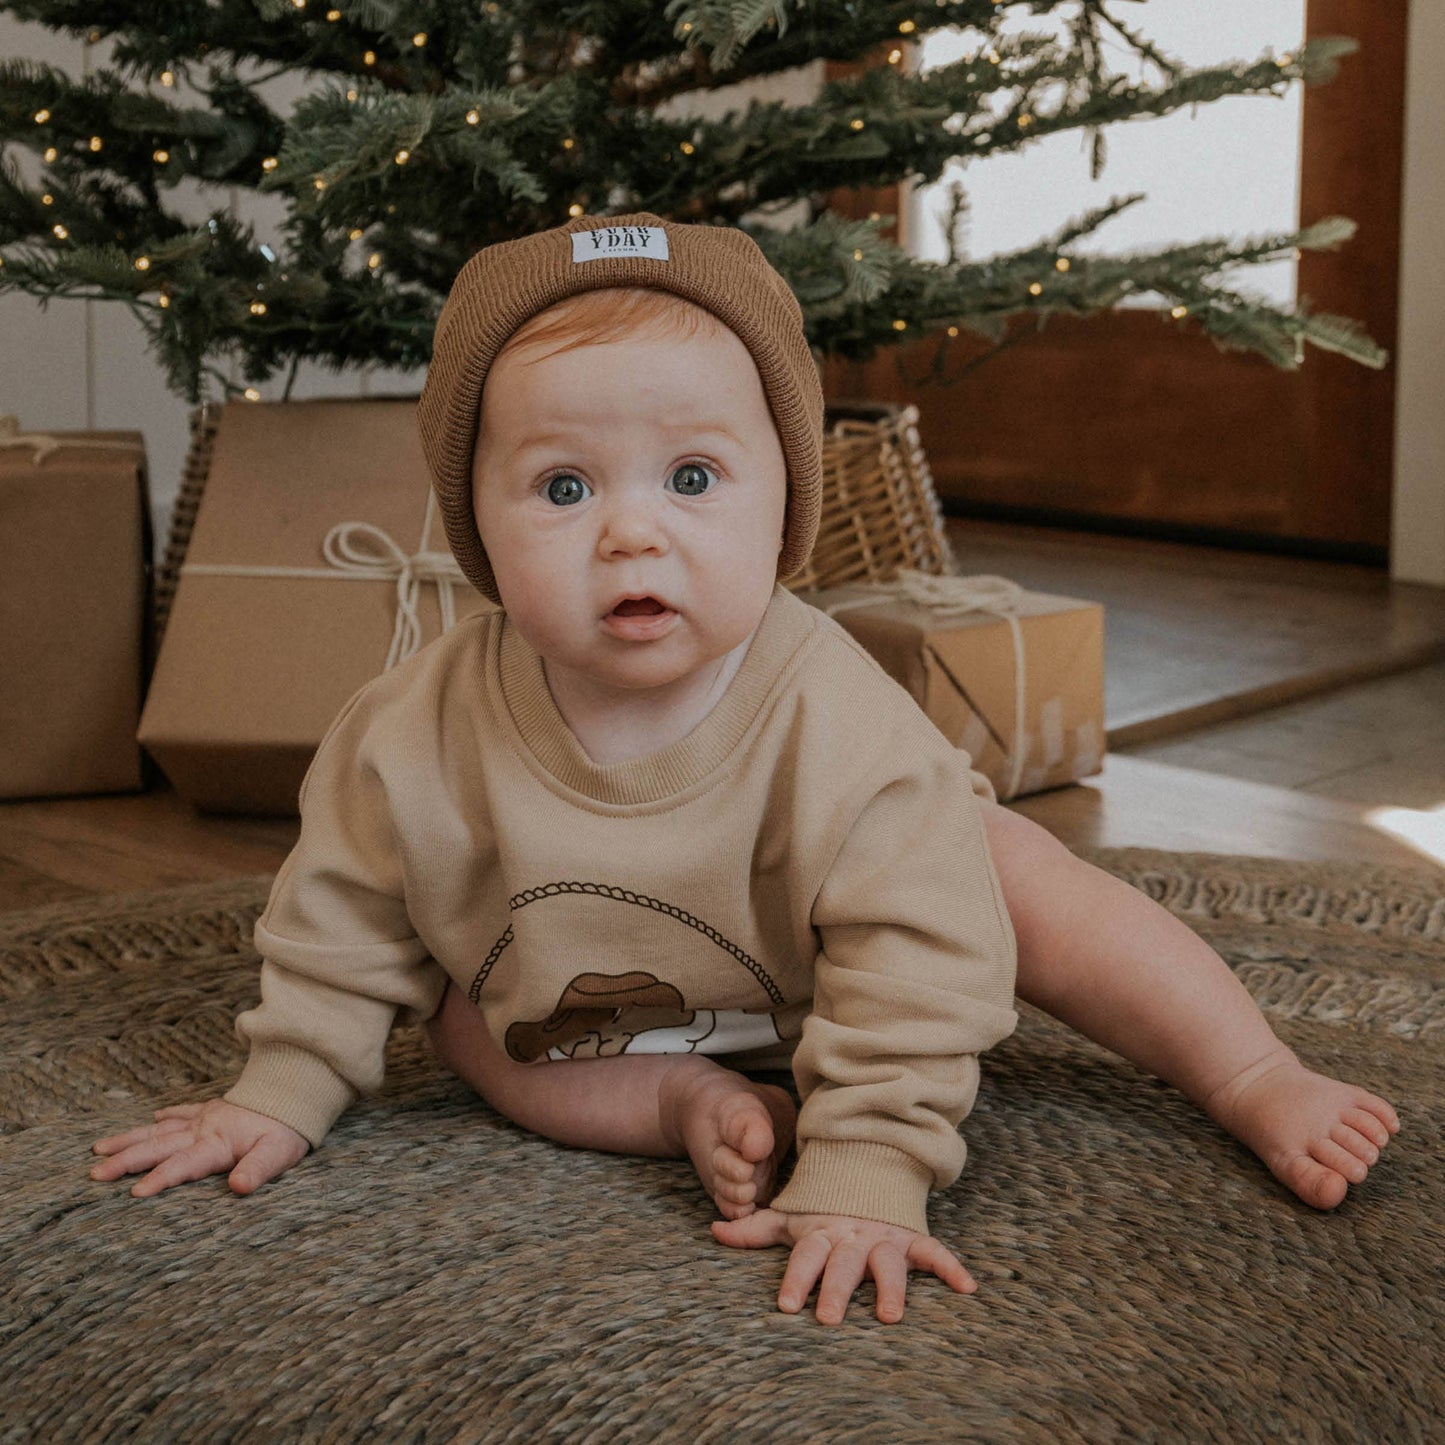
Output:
[1202, 1045, 1402, 1209]
[664, 1062, 796, 1220]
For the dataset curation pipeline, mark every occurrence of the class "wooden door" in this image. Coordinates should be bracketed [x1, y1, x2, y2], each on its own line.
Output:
[824, 2, 1407, 561]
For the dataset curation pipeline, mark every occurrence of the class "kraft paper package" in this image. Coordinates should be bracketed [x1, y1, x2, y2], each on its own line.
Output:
[0, 420, 152, 800]
[798, 576, 1105, 801]
[138, 397, 493, 815]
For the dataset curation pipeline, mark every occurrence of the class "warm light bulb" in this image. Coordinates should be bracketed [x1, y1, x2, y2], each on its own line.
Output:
[888, 49, 903, 64]
[1171, 305, 1189, 319]
[367, 252, 382, 268]
[1017, 114, 1033, 128]
[363, 49, 376, 65]
[568, 203, 584, 217]
[349, 227, 363, 240]
[947, 326, 959, 337]
[34, 109, 51, 124]
[892, 319, 907, 331]
[561, 136, 574, 148]
[135, 256, 151, 270]
[158, 292, 169, 307]
[41, 193, 54, 206]
[244, 388, 261, 401]
[852, 249, 863, 260]
[153, 148, 170, 164]
[52, 223, 69, 239]
[160, 70, 175, 86]
[849, 119, 865, 131]
[89, 135, 103, 152]
[679, 141, 695, 155]
[898, 19, 916, 33]
[412, 32, 427, 46]
[1055, 257, 1070, 272]
[467, 110, 481, 124]
[1029, 282, 1043, 296]
[394, 149, 410, 164]
[43, 147, 57, 163]
[262, 156, 279, 171]
[250, 301, 267, 315]
[327, 8, 341, 18]
[346, 89, 358, 101]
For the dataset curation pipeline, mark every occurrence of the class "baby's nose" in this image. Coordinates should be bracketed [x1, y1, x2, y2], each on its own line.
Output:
[598, 495, 668, 556]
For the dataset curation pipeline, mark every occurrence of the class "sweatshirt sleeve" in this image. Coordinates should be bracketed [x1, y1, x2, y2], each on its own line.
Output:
[769, 747, 1019, 1235]
[224, 690, 447, 1146]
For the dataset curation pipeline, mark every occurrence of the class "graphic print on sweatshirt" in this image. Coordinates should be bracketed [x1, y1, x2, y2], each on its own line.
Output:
[468, 881, 792, 1063]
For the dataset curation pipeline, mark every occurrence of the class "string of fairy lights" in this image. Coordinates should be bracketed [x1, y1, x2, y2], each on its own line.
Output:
[0, 4, 1335, 399]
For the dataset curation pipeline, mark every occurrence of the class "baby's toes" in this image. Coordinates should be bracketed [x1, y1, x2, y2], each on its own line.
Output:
[1342, 1107, 1391, 1150]
[711, 1142, 756, 1187]
[1332, 1121, 1380, 1167]
[720, 1099, 775, 1166]
[1279, 1151, 1350, 1210]
[1356, 1092, 1402, 1136]
[1310, 1136, 1369, 1188]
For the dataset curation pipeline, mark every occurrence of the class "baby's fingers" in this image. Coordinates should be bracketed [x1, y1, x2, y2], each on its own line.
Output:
[907, 1235, 978, 1295]
[92, 1114, 191, 1158]
[129, 1136, 238, 1198]
[228, 1129, 309, 1196]
[777, 1231, 834, 1317]
[870, 1243, 910, 1323]
[90, 1123, 194, 1179]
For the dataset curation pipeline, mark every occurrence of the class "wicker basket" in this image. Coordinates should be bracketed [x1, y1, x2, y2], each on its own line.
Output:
[788, 401, 956, 593]
[153, 399, 955, 645]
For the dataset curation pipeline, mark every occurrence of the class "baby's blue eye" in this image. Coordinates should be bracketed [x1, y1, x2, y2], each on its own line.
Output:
[545, 474, 590, 506]
[670, 463, 715, 496]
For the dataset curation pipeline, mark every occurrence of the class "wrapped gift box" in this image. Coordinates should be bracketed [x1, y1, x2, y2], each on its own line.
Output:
[0, 421, 152, 800]
[138, 398, 494, 815]
[799, 576, 1105, 800]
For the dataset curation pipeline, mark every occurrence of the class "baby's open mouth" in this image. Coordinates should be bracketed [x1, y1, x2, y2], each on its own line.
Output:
[611, 597, 667, 617]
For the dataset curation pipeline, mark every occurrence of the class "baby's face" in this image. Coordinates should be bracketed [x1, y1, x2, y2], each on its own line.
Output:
[472, 315, 788, 702]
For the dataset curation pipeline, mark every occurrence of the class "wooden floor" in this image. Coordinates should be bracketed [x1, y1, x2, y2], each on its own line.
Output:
[3, 521, 1443, 913]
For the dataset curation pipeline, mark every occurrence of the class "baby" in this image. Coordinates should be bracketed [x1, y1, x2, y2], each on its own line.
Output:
[93, 214, 1400, 1326]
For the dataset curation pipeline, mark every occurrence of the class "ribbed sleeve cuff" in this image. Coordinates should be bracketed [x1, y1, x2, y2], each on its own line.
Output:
[770, 1139, 934, 1236]
[223, 1043, 358, 1148]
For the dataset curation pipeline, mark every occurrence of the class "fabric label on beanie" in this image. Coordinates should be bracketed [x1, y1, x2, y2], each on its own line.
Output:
[571, 226, 670, 263]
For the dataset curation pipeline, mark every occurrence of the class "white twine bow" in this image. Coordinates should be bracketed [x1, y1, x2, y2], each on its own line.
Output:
[0, 414, 145, 465]
[182, 488, 469, 672]
[822, 569, 1030, 800]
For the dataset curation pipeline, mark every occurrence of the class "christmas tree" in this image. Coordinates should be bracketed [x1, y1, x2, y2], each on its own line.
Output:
[0, 0, 1386, 405]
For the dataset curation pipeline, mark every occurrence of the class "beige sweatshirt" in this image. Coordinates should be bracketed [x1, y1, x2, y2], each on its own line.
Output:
[225, 583, 1018, 1234]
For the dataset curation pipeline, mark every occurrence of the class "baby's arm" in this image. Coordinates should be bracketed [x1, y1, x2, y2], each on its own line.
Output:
[91, 1100, 308, 1197]
[744, 748, 1017, 1320]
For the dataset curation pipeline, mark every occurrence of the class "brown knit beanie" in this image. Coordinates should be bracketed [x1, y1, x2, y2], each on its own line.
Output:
[417, 212, 823, 605]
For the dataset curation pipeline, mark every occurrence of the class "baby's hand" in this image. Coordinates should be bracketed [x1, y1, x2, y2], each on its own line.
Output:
[90, 1100, 309, 1198]
[711, 1208, 976, 1325]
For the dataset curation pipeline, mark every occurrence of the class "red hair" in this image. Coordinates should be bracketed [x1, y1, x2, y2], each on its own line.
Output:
[498, 286, 726, 364]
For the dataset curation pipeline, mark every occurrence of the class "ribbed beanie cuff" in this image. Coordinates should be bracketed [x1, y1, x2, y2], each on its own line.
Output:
[417, 213, 824, 605]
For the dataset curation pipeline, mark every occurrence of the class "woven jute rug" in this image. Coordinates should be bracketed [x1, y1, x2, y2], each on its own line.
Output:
[1, 848, 1440, 1444]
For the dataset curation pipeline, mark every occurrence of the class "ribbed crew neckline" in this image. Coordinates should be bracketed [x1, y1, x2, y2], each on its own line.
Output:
[492, 583, 816, 806]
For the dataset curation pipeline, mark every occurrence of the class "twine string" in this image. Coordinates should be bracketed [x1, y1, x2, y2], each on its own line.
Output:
[822, 570, 1030, 800]
[0, 414, 145, 465]
[181, 489, 468, 671]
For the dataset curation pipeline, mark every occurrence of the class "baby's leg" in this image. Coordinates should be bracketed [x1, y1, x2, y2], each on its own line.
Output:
[982, 802, 1401, 1209]
[425, 982, 795, 1219]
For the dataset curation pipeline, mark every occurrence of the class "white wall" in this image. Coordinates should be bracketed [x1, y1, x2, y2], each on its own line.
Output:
[1390, 0, 1445, 585]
